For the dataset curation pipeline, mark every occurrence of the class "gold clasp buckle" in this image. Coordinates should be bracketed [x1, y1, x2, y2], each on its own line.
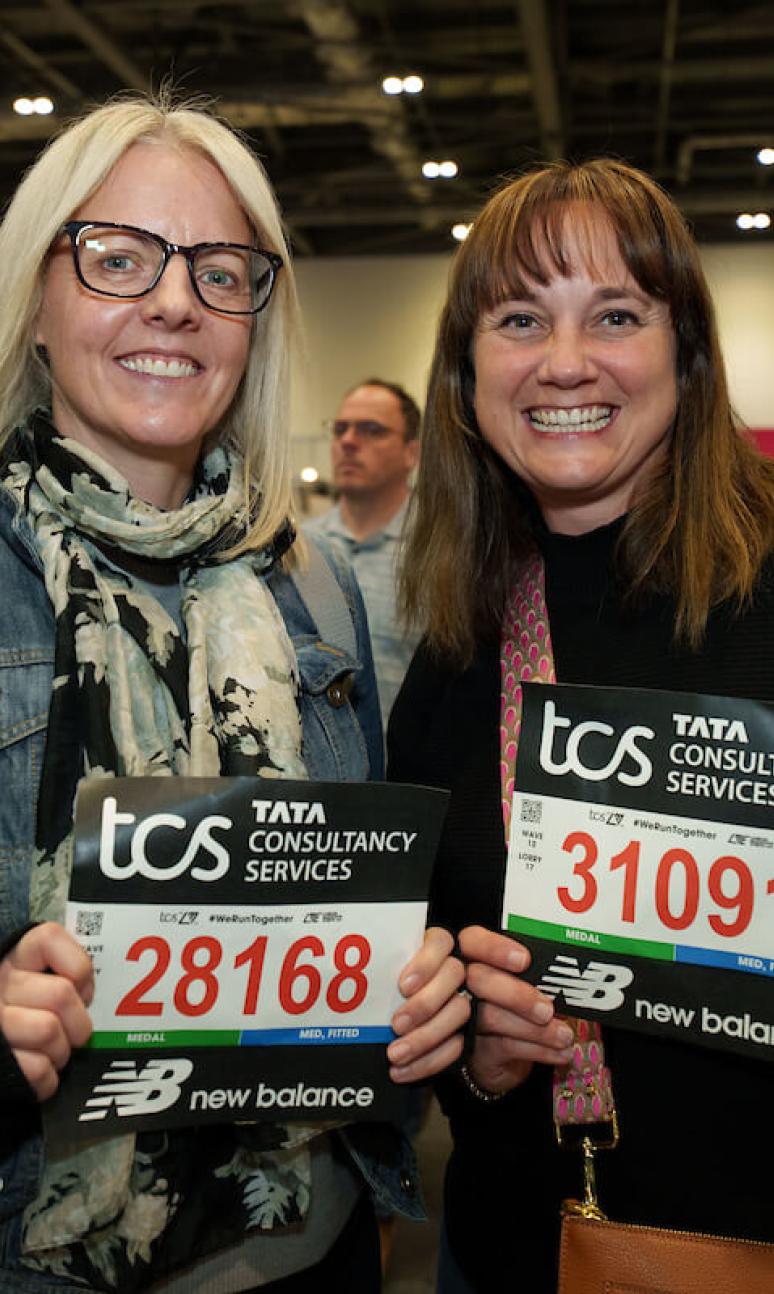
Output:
[561, 1135, 607, 1220]
[557, 1115, 619, 1223]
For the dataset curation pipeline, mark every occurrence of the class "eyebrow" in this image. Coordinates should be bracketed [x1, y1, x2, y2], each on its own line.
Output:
[495, 282, 650, 306]
[592, 284, 649, 301]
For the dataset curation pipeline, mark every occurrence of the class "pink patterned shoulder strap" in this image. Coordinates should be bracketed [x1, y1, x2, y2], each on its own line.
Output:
[500, 552, 615, 1134]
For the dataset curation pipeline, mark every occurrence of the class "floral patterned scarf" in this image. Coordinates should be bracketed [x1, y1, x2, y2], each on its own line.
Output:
[3, 415, 320, 1290]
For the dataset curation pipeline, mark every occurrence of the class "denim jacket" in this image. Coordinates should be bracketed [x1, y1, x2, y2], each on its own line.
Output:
[0, 487, 423, 1290]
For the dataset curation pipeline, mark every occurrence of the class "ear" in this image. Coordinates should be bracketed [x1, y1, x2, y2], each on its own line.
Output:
[405, 436, 420, 472]
[33, 306, 47, 348]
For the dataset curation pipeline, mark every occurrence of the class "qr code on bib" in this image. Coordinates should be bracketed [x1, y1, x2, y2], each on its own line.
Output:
[520, 799, 542, 825]
[75, 910, 104, 938]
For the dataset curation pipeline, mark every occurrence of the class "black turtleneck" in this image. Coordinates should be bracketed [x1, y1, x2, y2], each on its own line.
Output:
[388, 523, 774, 1294]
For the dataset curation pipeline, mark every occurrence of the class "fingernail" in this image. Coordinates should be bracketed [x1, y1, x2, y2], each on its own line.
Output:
[556, 1025, 574, 1047]
[532, 997, 554, 1024]
[389, 1041, 410, 1063]
[393, 1013, 411, 1034]
[507, 948, 528, 972]
[400, 973, 419, 995]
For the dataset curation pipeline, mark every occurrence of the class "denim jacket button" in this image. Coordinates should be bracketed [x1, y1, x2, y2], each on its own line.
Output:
[326, 674, 354, 709]
[399, 1168, 415, 1196]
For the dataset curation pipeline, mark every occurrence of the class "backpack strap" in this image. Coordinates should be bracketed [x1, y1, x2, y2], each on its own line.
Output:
[291, 540, 357, 659]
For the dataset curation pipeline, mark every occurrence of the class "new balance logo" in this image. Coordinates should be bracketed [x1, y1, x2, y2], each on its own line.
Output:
[538, 955, 634, 1011]
[78, 1058, 194, 1122]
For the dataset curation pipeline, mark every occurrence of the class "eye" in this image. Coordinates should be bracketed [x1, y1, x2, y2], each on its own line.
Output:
[200, 267, 236, 288]
[500, 312, 539, 331]
[600, 308, 640, 327]
[102, 254, 135, 273]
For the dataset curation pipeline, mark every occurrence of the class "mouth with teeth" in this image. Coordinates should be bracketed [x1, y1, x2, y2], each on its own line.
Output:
[118, 355, 200, 378]
[527, 404, 614, 433]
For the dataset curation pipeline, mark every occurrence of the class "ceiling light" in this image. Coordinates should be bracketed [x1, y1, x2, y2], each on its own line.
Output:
[382, 76, 403, 96]
[33, 96, 54, 114]
[737, 212, 770, 230]
[402, 75, 424, 94]
[13, 97, 34, 115]
[452, 223, 472, 242]
[300, 466, 319, 484]
[756, 147, 774, 166]
[424, 160, 459, 180]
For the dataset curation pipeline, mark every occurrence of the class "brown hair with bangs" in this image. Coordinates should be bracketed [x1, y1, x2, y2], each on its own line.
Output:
[401, 158, 774, 666]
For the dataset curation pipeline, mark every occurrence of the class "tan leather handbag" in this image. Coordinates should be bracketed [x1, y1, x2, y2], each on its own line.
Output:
[554, 1023, 774, 1293]
[559, 1207, 774, 1293]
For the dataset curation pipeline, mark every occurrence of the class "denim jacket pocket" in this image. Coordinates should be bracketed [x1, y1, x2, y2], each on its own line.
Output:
[294, 638, 370, 781]
[0, 651, 52, 935]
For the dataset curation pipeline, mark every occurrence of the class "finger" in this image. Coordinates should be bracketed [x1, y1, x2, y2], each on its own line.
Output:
[458, 925, 530, 973]
[398, 927, 455, 997]
[1, 1003, 72, 1071]
[1, 972, 93, 1049]
[12, 1047, 61, 1102]
[9, 923, 94, 1005]
[392, 957, 466, 1034]
[466, 961, 555, 1024]
[475, 1032, 575, 1071]
[477, 1001, 575, 1053]
[389, 1033, 465, 1085]
[388, 988, 470, 1070]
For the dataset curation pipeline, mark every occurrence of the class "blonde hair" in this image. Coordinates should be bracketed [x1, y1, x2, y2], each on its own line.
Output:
[0, 92, 300, 552]
[403, 158, 774, 665]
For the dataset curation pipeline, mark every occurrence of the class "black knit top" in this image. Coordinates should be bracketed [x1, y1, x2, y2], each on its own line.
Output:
[388, 519, 774, 1293]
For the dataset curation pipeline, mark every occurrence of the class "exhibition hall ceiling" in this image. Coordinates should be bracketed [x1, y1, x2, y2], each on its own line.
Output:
[0, 0, 773, 255]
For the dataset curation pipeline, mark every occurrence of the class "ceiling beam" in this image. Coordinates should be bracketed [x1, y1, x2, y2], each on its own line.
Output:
[289, 0, 431, 208]
[515, 0, 564, 159]
[676, 133, 774, 185]
[44, 0, 147, 90]
[653, 0, 680, 171]
[0, 29, 82, 101]
[282, 186, 774, 228]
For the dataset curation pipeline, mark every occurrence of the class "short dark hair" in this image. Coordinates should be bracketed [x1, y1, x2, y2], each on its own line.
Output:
[349, 378, 421, 441]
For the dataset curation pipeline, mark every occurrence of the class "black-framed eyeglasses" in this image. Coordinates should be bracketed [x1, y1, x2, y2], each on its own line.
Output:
[61, 220, 283, 315]
[324, 418, 395, 440]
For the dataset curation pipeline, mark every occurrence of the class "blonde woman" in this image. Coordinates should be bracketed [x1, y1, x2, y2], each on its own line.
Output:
[0, 96, 469, 1293]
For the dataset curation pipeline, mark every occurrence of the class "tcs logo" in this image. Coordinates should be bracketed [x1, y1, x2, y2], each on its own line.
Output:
[539, 700, 655, 787]
[99, 796, 231, 882]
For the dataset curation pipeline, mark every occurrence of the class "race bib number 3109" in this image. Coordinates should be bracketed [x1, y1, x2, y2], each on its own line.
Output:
[502, 684, 774, 1062]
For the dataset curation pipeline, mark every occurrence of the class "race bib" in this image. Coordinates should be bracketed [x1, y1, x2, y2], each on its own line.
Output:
[51, 777, 448, 1135]
[502, 683, 774, 1061]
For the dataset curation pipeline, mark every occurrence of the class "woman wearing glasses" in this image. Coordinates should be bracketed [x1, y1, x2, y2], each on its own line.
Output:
[0, 96, 468, 1293]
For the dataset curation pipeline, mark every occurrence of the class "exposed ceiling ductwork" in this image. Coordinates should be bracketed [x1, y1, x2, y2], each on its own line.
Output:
[0, 0, 770, 254]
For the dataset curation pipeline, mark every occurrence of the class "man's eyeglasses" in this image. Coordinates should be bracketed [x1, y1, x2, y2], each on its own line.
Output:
[325, 419, 395, 440]
[60, 221, 283, 315]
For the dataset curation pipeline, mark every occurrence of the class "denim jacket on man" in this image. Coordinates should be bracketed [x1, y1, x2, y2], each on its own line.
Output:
[0, 486, 424, 1289]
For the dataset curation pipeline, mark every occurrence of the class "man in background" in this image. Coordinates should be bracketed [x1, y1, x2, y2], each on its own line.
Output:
[306, 378, 421, 722]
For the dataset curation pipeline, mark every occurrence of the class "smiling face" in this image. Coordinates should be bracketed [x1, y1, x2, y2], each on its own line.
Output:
[35, 141, 254, 507]
[472, 208, 678, 534]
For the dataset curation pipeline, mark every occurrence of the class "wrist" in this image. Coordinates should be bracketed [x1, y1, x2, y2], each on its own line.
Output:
[459, 1061, 508, 1102]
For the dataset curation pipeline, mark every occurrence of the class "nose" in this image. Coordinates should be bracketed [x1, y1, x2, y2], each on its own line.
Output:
[336, 423, 360, 450]
[536, 323, 597, 388]
[139, 254, 201, 329]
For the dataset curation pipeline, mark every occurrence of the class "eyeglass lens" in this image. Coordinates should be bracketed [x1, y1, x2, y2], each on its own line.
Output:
[331, 420, 391, 439]
[76, 226, 274, 312]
